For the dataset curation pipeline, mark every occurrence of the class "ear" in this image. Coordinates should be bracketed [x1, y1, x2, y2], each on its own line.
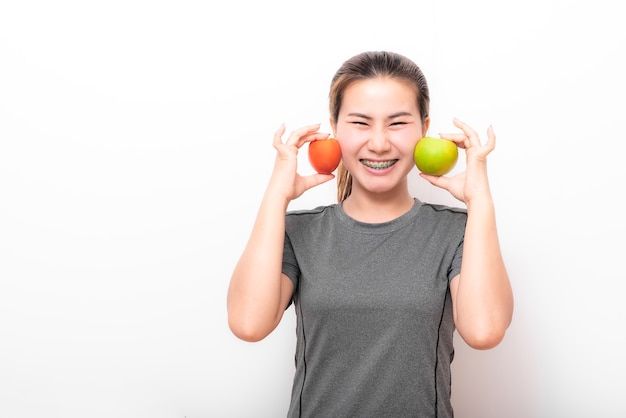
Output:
[422, 117, 431, 137]
[329, 117, 337, 137]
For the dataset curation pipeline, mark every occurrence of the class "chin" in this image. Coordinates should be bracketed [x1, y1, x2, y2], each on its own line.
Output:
[359, 178, 406, 196]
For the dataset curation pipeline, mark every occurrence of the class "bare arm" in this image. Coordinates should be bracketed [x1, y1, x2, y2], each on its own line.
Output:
[227, 124, 334, 342]
[450, 197, 513, 349]
[422, 119, 514, 349]
[227, 189, 294, 342]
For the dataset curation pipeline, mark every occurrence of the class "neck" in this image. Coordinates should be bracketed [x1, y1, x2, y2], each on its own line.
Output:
[341, 187, 414, 223]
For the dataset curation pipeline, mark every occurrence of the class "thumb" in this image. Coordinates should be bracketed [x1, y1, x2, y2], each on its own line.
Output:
[419, 173, 450, 189]
[303, 173, 335, 190]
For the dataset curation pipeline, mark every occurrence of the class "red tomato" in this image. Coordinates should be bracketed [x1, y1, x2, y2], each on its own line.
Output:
[308, 138, 342, 174]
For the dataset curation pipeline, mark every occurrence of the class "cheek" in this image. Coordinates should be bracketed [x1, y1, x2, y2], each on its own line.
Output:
[336, 131, 364, 154]
[400, 138, 420, 154]
[395, 131, 421, 152]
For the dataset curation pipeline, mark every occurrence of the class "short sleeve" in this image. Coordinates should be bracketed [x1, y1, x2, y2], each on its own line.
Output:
[282, 231, 300, 289]
[448, 237, 464, 282]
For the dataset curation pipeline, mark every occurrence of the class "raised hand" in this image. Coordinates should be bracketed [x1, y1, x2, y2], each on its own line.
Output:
[268, 123, 336, 201]
[419, 118, 495, 205]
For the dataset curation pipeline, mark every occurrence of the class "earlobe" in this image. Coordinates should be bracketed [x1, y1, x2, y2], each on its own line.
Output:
[329, 117, 337, 137]
[422, 117, 431, 137]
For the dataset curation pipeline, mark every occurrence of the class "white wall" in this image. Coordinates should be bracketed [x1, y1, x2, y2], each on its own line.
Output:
[1, 1, 624, 417]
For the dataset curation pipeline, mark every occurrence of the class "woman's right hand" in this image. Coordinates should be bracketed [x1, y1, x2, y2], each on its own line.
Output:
[268, 123, 336, 201]
[227, 123, 334, 341]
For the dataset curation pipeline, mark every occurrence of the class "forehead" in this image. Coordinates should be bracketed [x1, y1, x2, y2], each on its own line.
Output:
[341, 77, 418, 113]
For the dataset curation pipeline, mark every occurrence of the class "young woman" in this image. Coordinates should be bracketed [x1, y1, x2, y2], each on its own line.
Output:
[227, 50, 514, 417]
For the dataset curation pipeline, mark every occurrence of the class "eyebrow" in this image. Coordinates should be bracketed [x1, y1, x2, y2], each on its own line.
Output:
[347, 112, 414, 120]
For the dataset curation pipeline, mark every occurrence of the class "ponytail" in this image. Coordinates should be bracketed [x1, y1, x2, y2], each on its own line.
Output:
[336, 162, 352, 202]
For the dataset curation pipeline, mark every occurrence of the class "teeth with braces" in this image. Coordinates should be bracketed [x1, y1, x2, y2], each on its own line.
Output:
[361, 159, 398, 169]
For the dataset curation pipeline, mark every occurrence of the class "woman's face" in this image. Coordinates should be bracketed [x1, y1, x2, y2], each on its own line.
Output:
[333, 77, 429, 196]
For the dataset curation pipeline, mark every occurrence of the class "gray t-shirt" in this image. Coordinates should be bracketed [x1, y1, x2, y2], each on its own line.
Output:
[282, 199, 466, 418]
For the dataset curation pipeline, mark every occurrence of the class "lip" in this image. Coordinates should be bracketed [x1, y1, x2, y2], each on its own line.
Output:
[359, 159, 399, 173]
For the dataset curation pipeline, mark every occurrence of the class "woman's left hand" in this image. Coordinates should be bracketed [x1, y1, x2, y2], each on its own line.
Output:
[419, 118, 495, 205]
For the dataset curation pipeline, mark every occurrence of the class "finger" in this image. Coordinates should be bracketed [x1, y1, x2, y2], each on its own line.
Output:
[438, 133, 469, 149]
[452, 117, 480, 147]
[485, 125, 496, 152]
[419, 172, 450, 188]
[273, 123, 287, 148]
[302, 173, 335, 190]
[285, 123, 323, 146]
[301, 130, 332, 146]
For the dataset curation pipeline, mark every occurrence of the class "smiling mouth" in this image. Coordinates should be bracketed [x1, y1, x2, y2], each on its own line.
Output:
[360, 159, 398, 170]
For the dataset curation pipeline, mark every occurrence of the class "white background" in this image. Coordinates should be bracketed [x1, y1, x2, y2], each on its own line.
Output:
[1, 1, 625, 417]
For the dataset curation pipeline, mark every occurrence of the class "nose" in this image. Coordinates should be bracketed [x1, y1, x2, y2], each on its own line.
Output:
[367, 129, 391, 153]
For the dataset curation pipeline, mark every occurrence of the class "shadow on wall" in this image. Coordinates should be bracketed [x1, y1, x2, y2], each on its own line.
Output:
[451, 314, 538, 418]
[409, 174, 539, 418]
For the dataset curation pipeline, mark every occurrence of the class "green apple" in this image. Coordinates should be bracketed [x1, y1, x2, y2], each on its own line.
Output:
[413, 137, 458, 176]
